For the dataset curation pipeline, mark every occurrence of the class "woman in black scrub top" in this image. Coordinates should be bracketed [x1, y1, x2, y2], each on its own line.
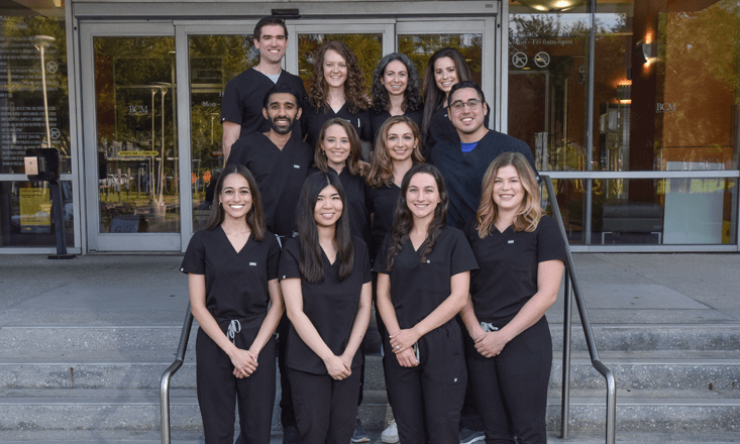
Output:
[460, 152, 565, 444]
[181, 164, 283, 444]
[309, 118, 370, 247]
[369, 53, 423, 144]
[303, 41, 372, 150]
[374, 163, 478, 444]
[365, 115, 424, 262]
[420, 47, 472, 157]
[279, 172, 373, 444]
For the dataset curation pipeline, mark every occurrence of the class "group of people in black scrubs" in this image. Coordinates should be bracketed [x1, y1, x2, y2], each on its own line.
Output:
[183, 15, 566, 444]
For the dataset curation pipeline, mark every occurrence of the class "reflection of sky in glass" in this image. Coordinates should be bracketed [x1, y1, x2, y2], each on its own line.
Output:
[510, 13, 628, 37]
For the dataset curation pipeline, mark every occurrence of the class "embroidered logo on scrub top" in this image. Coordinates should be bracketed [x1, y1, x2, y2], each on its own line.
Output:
[508, 240, 515, 244]
[293, 165, 300, 169]
[426, 259, 431, 263]
[249, 262, 257, 266]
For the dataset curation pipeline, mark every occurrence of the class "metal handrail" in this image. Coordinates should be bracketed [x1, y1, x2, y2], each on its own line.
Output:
[542, 175, 617, 444]
[160, 303, 194, 444]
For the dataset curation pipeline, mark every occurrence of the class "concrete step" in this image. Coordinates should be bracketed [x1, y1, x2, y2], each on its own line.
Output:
[3, 324, 739, 358]
[1, 388, 738, 433]
[3, 352, 738, 396]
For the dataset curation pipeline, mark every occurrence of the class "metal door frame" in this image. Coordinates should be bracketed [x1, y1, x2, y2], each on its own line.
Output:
[79, 21, 181, 251]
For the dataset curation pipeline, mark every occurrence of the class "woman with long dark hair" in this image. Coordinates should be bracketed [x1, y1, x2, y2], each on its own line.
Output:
[303, 41, 372, 150]
[460, 152, 565, 444]
[310, 118, 370, 247]
[279, 171, 373, 444]
[420, 47, 472, 154]
[181, 164, 283, 444]
[374, 163, 478, 444]
[369, 52, 424, 143]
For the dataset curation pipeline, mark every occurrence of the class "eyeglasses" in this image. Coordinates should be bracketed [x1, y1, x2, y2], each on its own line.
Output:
[449, 98, 482, 113]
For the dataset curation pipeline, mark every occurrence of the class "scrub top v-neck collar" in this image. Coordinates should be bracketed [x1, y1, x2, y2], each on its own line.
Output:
[218, 225, 253, 255]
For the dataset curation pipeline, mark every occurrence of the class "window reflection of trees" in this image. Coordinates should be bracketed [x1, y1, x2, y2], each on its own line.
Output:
[398, 34, 483, 89]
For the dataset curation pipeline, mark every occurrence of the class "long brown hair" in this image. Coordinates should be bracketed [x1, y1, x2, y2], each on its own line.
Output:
[366, 115, 424, 188]
[205, 164, 266, 241]
[476, 152, 544, 238]
[309, 41, 371, 113]
[421, 47, 472, 138]
[313, 118, 365, 177]
[384, 164, 449, 270]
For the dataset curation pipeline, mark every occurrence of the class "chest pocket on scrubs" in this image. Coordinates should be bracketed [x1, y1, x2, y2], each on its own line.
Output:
[423, 259, 452, 302]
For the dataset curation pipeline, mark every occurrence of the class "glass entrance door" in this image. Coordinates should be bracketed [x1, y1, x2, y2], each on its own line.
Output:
[80, 22, 181, 251]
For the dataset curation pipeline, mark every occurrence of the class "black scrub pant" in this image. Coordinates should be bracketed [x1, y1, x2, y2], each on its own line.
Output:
[288, 367, 362, 444]
[382, 321, 467, 444]
[278, 314, 297, 427]
[196, 326, 276, 444]
[465, 316, 552, 444]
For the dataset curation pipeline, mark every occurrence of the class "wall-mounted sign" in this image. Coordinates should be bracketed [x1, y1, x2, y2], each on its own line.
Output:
[19, 188, 51, 233]
[656, 103, 677, 113]
[128, 105, 149, 116]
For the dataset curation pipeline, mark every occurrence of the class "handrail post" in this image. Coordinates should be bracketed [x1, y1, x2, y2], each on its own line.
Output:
[560, 271, 573, 438]
[161, 304, 194, 444]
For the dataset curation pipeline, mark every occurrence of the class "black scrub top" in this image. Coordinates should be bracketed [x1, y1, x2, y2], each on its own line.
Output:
[365, 182, 401, 262]
[302, 103, 372, 151]
[308, 167, 371, 249]
[279, 236, 372, 375]
[181, 226, 281, 320]
[226, 132, 313, 237]
[429, 130, 538, 230]
[374, 226, 478, 329]
[369, 108, 423, 146]
[221, 68, 308, 138]
[465, 216, 565, 325]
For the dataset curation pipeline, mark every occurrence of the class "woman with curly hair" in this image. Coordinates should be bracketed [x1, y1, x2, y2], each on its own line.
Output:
[460, 152, 565, 444]
[374, 163, 478, 444]
[303, 41, 372, 150]
[369, 53, 424, 144]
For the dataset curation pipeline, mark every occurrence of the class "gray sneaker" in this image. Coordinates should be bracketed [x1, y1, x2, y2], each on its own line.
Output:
[351, 417, 370, 443]
[459, 428, 485, 444]
[381, 419, 399, 443]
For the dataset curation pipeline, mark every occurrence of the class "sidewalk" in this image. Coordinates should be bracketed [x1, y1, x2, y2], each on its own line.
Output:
[2, 253, 739, 327]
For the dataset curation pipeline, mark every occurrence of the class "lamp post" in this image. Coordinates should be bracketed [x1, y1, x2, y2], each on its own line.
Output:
[33, 35, 56, 149]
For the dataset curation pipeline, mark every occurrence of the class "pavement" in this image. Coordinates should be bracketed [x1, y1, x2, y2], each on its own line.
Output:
[2, 252, 739, 328]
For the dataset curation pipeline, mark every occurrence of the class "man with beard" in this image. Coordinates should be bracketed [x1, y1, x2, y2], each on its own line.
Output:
[226, 84, 311, 444]
[226, 83, 312, 241]
[221, 16, 307, 161]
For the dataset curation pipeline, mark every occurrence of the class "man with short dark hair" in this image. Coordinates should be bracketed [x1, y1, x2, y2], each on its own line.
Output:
[429, 80, 538, 230]
[221, 16, 307, 160]
[226, 84, 311, 444]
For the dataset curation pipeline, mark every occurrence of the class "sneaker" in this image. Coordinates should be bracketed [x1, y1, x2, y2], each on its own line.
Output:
[282, 425, 299, 444]
[459, 427, 485, 444]
[380, 419, 399, 443]
[351, 417, 371, 443]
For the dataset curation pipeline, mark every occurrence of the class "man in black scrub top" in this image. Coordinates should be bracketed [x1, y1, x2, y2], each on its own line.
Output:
[221, 16, 308, 160]
[225, 84, 311, 444]
[429, 81, 538, 230]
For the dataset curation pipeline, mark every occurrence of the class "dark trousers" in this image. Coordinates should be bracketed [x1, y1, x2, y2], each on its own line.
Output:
[465, 317, 552, 444]
[278, 314, 296, 427]
[196, 327, 276, 444]
[382, 321, 467, 444]
[289, 367, 362, 444]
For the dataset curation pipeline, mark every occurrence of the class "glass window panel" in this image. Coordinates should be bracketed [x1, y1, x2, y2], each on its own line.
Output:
[0, 8, 71, 174]
[544, 178, 585, 245]
[188, 34, 258, 232]
[93, 36, 179, 234]
[591, 177, 737, 245]
[508, 9, 591, 172]
[0, 180, 73, 247]
[398, 33, 482, 95]
[297, 33, 382, 94]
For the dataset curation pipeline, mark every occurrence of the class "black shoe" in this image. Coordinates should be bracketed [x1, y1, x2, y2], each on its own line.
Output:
[351, 417, 371, 443]
[459, 427, 485, 444]
[282, 425, 299, 444]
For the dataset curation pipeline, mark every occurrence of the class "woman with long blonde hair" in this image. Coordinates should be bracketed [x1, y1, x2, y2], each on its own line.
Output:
[459, 152, 565, 444]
